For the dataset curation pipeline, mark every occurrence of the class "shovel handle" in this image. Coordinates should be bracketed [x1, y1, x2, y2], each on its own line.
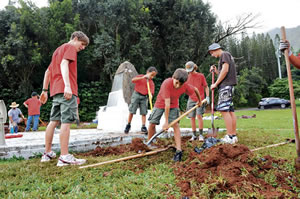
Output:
[146, 98, 207, 145]
[146, 79, 153, 111]
[281, 26, 300, 158]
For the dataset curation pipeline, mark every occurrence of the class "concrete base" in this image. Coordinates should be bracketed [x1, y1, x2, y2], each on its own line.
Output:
[0, 128, 225, 159]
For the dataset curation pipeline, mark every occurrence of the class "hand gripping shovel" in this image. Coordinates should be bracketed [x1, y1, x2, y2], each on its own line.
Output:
[207, 70, 219, 138]
[146, 98, 207, 145]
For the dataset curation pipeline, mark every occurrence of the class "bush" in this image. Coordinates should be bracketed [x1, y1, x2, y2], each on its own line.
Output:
[268, 78, 300, 99]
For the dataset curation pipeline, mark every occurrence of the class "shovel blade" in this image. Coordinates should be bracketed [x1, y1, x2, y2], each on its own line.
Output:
[207, 127, 219, 138]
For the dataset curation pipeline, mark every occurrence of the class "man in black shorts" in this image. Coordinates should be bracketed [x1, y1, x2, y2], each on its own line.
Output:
[208, 43, 238, 144]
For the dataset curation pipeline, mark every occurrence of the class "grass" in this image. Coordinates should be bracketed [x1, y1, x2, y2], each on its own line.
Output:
[1, 107, 300, 198]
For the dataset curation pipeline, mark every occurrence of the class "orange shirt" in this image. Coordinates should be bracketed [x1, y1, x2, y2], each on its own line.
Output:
[154, 78, 194, 109]
[24, 97, 41, 116]
[186, 72, 207, 102]
[48, 43, 78, 97]
[133, 74, 155, 95]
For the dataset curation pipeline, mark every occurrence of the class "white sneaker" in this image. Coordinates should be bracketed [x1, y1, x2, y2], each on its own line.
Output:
[221, 135, 238, 144]
[189, 134, 197, 141]
[198, 135, 205, 142]
[41, 151, 57, 162]
[57, 154, 86, 167]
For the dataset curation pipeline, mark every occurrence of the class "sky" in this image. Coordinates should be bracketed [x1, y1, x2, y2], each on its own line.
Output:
[0, 0, 299, 34]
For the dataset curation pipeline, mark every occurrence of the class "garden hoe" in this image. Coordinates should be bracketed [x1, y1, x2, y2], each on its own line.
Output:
[146, 98, 207, 146]
[207, 70, 218, 138]
[281, 26, 300, 169]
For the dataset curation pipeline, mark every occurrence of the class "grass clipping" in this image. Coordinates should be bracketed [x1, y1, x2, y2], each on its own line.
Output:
[173, 144, 299, 198]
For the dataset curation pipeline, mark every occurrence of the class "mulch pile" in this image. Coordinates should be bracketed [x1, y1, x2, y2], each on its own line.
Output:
[173, 143, 299, 198]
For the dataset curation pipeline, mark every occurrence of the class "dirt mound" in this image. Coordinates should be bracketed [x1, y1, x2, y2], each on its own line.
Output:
[174, 144, 299, 198]
[82, 138, 152, 156]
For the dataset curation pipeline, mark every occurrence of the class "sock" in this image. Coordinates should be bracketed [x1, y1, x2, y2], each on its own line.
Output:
[176, 149, 182, 153]
[142, 124, 145, 127]
[199, 129, 203, 135]
[192, 131, 197, 136]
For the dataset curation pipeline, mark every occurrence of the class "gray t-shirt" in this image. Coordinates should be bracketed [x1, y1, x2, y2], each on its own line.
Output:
[218, 51, 237, 88]
[8, 108, 22, 123]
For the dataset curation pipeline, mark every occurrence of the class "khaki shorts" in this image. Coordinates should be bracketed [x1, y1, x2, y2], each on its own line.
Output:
[128, 91, 148, 115]
[186, 98, 206, 118]
[148, 107, 179, 125]
[50, 94, 78, 123]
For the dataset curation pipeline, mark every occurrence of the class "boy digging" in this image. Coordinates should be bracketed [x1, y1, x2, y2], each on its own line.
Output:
[124, 67, 158, 134]
[185, 61, 210, 141]
[148, 68, 202, 162]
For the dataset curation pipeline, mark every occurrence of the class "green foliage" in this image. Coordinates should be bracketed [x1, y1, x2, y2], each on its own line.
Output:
[78, 81, 110, 121]
[234, 67, 267, 107]
[268, 78, 300, 99]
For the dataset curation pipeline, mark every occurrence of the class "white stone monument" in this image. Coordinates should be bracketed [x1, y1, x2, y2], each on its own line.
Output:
[97, 61, 164, 133]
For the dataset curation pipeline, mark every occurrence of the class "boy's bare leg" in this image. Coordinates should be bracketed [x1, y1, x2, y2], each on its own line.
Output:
[141, 115, 146, 125]
[45, 121, 59, 153]
[197, 115, 203, 130]
[59, 123, 71, 155]
[230, 112, 237, 135]
[173, 123, 181, 151]
[221, 111, 233, 135]
[127, 113, 133, 123]
[148, 123, 156, 140]
[190, 117, 196, 131]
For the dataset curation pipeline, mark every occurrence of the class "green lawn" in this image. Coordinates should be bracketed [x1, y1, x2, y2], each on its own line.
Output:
[1, 108, 300, 198]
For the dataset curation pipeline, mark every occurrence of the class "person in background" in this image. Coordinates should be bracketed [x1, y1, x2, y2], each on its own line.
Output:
[279, 40, 300, 69]
[124, 66, 158, 134]
[39, 31, 89, 166]
[23, 91, 42, 131]
[8, 102, 26, 133]
[208, 43, 238, 144]
[185, 61, 210, 141]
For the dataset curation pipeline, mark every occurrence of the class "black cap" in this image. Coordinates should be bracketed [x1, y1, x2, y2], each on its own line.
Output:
[31, 92, 38, 96]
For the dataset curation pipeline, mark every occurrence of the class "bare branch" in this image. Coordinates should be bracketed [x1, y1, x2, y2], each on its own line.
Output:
[215, 13, 261, 43]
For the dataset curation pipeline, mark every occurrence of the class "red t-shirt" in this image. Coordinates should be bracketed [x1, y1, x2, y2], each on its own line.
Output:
[24, 97, 41, 116]
[48, 43, 78, 97]
[133, 74, 155, 95]
[186, 72, 207, 102]
[154, 78, 194, 109]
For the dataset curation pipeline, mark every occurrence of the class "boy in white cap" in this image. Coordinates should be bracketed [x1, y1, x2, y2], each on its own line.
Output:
[208, 43, 238, 144]
[185, 61, 209, 141]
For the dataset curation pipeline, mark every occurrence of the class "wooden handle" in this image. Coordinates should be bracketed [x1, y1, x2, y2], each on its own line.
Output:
[79, 147, 171, 169]
[146, 79, 153, 111]
[167, 98, 207, 128]
[281, 26, 300, 158]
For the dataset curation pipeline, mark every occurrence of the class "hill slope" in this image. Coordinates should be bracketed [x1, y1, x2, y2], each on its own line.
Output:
[268, 26, 300, 51]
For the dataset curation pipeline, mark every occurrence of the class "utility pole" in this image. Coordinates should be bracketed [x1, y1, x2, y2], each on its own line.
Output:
[274, 35, 282, 79]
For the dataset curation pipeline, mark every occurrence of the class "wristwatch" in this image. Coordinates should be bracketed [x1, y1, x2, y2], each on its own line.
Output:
[42, 89, 48, 92]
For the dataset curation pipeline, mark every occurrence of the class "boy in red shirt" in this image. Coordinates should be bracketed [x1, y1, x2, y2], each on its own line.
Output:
[185, 61, 209, 141]
[124, 66, 158, 134]
[23, 92, 42, 131]
[148, 68, 201, 161]
[39, 31, 89, 166]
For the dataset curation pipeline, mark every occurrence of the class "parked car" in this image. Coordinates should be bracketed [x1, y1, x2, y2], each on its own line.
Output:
[258, 97, 290, 109]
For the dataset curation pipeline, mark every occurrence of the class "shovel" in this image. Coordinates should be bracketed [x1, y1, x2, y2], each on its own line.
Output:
[207, 70, 219, 138]
[146, 98, 207, 145]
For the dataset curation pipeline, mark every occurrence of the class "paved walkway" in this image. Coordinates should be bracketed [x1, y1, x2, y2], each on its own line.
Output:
[0, 128, 219, 159]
